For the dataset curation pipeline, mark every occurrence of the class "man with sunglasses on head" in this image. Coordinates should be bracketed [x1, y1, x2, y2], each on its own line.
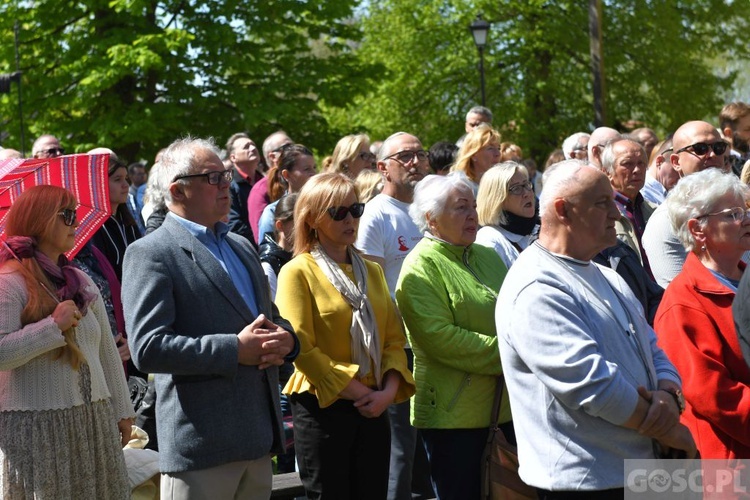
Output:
[31, 134, 65, 159]
[643, 120, 730, 288]
[122, 137, 299, 500]
[355, 131, 434, 500]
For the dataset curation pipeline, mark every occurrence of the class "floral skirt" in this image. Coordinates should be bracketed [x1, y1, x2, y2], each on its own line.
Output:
[0, 364, 129, 499]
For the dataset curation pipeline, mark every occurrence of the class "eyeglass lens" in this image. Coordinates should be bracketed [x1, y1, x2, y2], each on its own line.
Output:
[328, 203, 366, 221]
[59, 209, 77, 226]
[686, 142, 727, 156]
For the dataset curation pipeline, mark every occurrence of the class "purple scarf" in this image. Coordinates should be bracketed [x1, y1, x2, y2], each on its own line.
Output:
[1, 236, 96, 314]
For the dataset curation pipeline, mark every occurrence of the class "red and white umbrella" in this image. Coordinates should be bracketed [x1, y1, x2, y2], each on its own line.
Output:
[0, 154, 111, 259]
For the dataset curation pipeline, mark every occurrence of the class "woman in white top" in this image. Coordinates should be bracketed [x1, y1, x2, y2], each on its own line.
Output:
[475, 161, 539, 268]
[0, 185, 133, 499]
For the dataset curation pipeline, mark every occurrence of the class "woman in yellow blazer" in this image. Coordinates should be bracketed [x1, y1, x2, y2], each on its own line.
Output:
[276, 173, 415, 500]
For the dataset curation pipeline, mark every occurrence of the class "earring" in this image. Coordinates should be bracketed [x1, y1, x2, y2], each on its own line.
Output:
[701, 244, 706, 252]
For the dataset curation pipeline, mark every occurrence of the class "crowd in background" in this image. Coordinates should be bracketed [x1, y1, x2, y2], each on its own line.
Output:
[3, 100, 750, 499]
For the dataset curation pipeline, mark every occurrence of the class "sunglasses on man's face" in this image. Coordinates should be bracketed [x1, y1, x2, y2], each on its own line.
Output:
[327, 203, 366, 221]
[675, 141, 728, 157]
[57, 208, 77, 226]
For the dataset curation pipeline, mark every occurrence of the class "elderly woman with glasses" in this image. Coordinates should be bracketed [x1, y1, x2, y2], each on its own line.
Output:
[329, 133, 377, 179]
[451, 123, 501, 193]
[0, 185, 134, 498]
[275, 173, 415, 499]
[395, 174, 510, 500]
[654, 168, 750, 459]
[475, 162, 538, 268]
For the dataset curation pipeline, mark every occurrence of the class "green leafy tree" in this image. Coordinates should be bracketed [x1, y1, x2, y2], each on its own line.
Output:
[0, 0, 372, 162]
[345, 0, 750, 163]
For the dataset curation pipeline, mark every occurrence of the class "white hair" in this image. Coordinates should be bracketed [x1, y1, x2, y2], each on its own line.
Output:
[538, 159, 594, 217]
[561, 132, 590, 159]
[666, 168, 750, 252]
[410, 173, 475, 233]
[158, 137, 221, 205]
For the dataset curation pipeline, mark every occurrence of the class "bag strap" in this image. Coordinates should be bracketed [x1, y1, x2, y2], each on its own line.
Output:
[489, 375, 505, 429]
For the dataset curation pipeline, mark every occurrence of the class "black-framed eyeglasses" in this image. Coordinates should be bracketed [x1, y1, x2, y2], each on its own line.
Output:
[696, 206, 750, 223]
[508, 181, 534, 196]
[675, 141, 728, 157]
[358, 151, 376, 161]
[327, 203, 366, 221]
[383, 150, 429, 165]
[272, 142, 294, 154]
[173, 169, 233, 185]
[39, 147, 65, 157]
[57, 208, 77, 226]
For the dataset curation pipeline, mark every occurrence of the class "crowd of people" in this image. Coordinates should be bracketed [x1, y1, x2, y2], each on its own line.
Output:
[3, 100, 750, 499]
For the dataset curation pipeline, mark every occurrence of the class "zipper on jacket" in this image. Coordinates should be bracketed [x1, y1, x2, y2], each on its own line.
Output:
[462, 248, 498, 298]
[446, 373, 472, 411]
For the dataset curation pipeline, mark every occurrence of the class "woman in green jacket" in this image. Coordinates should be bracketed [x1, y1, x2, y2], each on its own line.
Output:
[395, 174, 511, 500]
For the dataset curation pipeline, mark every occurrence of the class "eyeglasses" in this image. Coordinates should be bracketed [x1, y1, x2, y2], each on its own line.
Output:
[272, 143, 293, 154]
[696, 206, 750, 223]
[327, 203, 366, 221]
[358, 151, 376, 161]
[383, 150, 429, 165]
[173, 169, 233, 185]
[39, 147, 65, 157]
[57, 208, 77, 226]
[508, 181, 534, 196]
[675, 141, 728, 157]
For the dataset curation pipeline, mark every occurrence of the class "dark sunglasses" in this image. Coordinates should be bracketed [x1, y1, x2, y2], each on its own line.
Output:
[675, 141, 728, 156]
[58, 208, 77, 226]
[40, 147, 65, 156]
[327, 203, 365, 221]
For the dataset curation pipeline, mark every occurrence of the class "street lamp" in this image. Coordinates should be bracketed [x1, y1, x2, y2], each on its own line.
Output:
[469, 14, 490, 107]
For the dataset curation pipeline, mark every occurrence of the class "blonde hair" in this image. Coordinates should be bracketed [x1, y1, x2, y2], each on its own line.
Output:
[329, 134, 370, 177]
[477, 162, 528, 226]
[355, 169, 383, 204]
[452, 123, 501, 182]
[4, 185, 86, 369]
[294, 173, 359, 256]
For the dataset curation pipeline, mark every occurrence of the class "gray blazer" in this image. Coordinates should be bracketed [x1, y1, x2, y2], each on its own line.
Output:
[122, 213, 296, 473]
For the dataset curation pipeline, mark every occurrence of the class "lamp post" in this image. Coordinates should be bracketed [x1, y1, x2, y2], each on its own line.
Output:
[469, 14, 490, 107]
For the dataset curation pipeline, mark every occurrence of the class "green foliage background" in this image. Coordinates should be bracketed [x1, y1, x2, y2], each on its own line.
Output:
[1, 0, 748, 165]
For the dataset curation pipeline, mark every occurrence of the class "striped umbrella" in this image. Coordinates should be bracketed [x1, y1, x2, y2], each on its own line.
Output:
[0, 154, 111, 259]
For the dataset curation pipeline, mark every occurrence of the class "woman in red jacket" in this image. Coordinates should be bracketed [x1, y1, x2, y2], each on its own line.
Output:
[654, 167, 750, 458]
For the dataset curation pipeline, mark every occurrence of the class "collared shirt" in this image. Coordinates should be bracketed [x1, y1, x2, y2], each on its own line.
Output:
[171, 212, 259, 317]
[614, 191, 652, 276]
[640, 172, 667, 205]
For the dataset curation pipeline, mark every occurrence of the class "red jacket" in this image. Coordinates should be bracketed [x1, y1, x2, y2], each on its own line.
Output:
[654, 252, 750, 458]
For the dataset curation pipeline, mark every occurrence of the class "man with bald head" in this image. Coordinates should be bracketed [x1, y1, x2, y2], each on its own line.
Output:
[587, 127, 621, 168]
[496, 160, 695, 495]
[31, 134, 65, 159]
[643, 121, 729, 287]
[225, 133, 264, 245]
[356, 131, 433, 500]
[630, 127, 659, 158]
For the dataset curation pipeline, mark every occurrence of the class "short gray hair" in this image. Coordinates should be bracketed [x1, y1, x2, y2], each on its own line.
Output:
[158, 137, 221, 205]
[410, 174, 475, 233]
[538, 159, 593, 217]
[599, 138, 645, 175]
[466, 106, 493, 123]
[562, 132, 590, 159]
[666, 168, 750, 252]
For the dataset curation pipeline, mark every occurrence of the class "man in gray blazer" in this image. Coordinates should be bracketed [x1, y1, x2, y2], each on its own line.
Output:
[122, 137, 299, 500]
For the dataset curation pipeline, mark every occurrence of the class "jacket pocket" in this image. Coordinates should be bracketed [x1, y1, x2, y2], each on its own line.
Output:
[446, 373, 471, 412]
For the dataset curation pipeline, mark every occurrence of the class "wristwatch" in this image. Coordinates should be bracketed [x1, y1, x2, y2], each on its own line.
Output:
[664, 388, 685, 415]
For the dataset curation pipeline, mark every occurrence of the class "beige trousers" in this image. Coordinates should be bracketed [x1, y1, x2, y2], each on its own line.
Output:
[160, 456, 273, 500]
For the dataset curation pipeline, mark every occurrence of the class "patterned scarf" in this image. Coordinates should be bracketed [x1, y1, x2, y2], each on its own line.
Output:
[311, 245, 382, 386]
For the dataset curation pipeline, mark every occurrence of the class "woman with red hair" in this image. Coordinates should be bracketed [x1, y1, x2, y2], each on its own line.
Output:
[0, 185, 134, 498]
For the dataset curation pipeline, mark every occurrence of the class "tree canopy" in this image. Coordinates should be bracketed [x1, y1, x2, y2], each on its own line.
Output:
[1, 0, 749, 164]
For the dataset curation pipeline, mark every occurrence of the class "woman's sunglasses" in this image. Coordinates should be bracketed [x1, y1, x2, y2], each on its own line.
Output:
[57, 208, 77, 226]
[327, 203, 366, 221]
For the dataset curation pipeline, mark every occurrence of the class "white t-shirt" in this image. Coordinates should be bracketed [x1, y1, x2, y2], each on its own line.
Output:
[355, 193, 422, 295]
